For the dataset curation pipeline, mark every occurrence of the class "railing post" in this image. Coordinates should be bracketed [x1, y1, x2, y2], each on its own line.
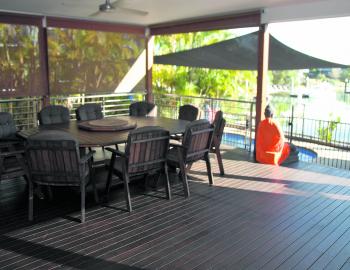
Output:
[249, 102, 254, 152]
[289, 105, 294, 143]
[102, 95, 106, 116]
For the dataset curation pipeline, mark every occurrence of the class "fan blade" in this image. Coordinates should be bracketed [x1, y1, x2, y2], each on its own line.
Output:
[117, 6, 148, 16]
[111, 0, 148, 16]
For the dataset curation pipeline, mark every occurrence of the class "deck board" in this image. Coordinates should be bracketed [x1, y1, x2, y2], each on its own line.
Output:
[0, 147, 350, 269]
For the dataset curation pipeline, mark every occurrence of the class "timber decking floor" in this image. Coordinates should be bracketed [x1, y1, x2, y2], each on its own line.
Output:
[0, 147, 350, 270]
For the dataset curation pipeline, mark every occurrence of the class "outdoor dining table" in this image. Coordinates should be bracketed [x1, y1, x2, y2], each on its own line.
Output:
[18, 116, 189, 147]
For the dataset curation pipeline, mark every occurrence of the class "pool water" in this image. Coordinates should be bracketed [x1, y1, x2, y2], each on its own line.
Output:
[222, 133, 317, 162]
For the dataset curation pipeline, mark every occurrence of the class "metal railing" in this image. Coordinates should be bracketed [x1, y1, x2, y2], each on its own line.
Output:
[154, 93, 255, 151]
[2, 93, 350, 170]
[50, 92, 146, 119]
[0, 97, 43, 130]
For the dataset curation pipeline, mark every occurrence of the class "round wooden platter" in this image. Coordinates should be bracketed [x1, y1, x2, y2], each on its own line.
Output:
[78, 117, 137, 131]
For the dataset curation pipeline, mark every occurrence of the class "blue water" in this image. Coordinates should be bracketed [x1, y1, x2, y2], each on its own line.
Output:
[223, 133, 317, 161]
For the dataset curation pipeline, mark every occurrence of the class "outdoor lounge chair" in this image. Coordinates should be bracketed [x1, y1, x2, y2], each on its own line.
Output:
[211, 111, 226, 175]
[105, 126, 171, 212]
[75, 103, 103, 121]
[38, 105, 70, 125]
[0, 112, 28, 184]
[178, 104, 200, 121]
[26, 130, 98, 223]
[167, 119, 214, 197]
[129, 101, 157, 117]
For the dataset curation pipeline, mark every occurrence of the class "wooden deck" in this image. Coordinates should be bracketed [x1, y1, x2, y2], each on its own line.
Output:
[1, 147, 350, 270]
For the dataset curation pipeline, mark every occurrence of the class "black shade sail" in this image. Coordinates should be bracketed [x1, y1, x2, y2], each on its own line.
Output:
[154, 31, 349, 70]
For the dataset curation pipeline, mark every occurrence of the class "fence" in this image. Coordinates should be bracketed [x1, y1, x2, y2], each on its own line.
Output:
[154, 93, 255, 151]
[1, 92, 350, 169]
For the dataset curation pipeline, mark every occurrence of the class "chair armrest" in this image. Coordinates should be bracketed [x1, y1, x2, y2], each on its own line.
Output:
[105, 147, 126, 157]
[0, 149, 25, 157]
[80, 150, 95, 164]
[0, 140, 23, 148]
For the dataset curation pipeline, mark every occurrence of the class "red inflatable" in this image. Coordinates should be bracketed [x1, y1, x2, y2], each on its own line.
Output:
[256, 118, 290, 165]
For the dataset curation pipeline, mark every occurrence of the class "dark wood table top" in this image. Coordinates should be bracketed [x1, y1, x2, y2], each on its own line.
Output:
[19, 116, 189, 147]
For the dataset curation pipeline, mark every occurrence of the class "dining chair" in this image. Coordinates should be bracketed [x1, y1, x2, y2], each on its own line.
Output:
[210, 111, 226, 175]
[75, 103, 108, 159]
[129, 101, 157, 117]
[38, 105, 70, 125]
[105, 126, 171, 212]
[26, 130, 98, 223]
[0, 112, 28, 184]
[178, 104, 200, 122]
[167, 119, 214, 198]
[75, 103, 103, 121]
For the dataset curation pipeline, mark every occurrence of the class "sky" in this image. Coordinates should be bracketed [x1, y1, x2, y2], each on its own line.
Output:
[232, 16, 350, 65]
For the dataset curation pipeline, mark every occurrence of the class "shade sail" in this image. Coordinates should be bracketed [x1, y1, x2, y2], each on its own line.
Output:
[154, 31, 349, 70]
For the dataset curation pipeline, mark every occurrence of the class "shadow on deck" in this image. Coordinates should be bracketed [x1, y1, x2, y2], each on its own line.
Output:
[0, 147, 350, 270]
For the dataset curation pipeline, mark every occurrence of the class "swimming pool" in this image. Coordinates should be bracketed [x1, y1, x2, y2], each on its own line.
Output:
[222, 133, 317, 161]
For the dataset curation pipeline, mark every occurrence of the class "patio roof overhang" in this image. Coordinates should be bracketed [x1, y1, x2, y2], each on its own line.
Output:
[0, 0, 349, 141]
[154, 31, 349, 70]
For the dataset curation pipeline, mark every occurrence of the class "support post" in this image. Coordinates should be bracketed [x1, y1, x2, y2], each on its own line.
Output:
[38, 17, 50, 106]
[255, 24, 270, 158]
[145, 31, 154, 103]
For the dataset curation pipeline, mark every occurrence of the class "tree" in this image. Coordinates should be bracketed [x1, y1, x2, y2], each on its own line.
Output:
[153, 31, 257, 100]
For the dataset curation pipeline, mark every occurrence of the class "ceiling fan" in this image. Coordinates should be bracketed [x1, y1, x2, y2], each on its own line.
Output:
[90, 0, 149, 16]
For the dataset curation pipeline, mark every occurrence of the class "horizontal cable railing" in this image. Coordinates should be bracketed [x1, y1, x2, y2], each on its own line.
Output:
[50, 92, 146, 119]
[154, 93, 255, 151]
[1, 93, 350, 170]
[0, 97, 43, 130]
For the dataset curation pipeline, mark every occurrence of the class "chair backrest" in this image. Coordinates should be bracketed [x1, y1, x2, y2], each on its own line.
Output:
[38, 105, 70, 125]
[26, 130, 84, 186]
[212, 111, 226, 148]
[0, 112, 17, 139]
[125, 126, 169, 174]
[182, 119, 214, 163]
[179, 104, 200, 122]
[129, 101, 157, 117]
[75, 103, 103, 121]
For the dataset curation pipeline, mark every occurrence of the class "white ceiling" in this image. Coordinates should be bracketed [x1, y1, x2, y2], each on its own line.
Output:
[0, 0, 346, 26]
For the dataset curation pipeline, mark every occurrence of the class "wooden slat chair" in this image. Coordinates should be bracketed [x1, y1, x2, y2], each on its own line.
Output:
[26, 130, 98, 223]
[105, 126, 171, 212]
[75, 103, 109, 156]
[178, 104, 200, 121]
[211, 110, 226, 175]
[75, 103, 103, 121]
[167, 119, 214, 198]
[0, 112, 28, 184]
[38, 105, 70, 125]
[171, 104, 200, 141]
[129, 101, 157, 117]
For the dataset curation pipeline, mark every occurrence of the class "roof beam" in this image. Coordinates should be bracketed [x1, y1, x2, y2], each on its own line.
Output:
[150, 11, 261, 35]
[0, 12, 42, 26]
[47, 17, 145, 35]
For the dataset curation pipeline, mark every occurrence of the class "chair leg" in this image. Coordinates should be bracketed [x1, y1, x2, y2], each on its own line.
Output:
[80, 184, 86, 223]
[105, 154, 116, 200]
[122, 171, 132, 212]
[176, 148, 190, 198]
[205, 154, 214, 186]
[215, 148, 225, 176]
[179, 161, 190, 198]
[164, 164, 171, 200]
[28, 180, 34, 221]
[186, 163, 193, 173]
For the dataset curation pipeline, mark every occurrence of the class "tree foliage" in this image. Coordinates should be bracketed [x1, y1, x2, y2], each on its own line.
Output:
[153, 31, 257, 100]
